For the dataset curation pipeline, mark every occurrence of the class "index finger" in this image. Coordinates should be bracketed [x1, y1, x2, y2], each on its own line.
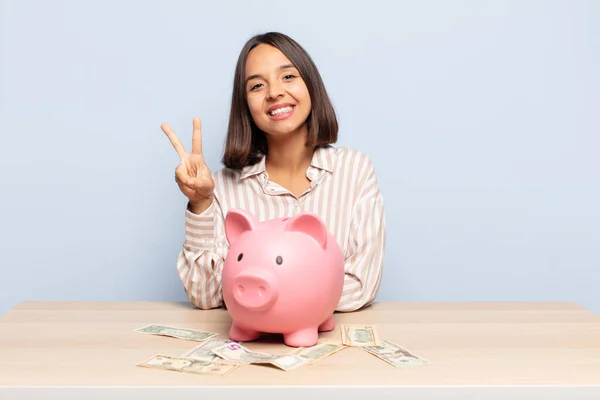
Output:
[161, 123, 187, 159]
[191, 117, 203, 157]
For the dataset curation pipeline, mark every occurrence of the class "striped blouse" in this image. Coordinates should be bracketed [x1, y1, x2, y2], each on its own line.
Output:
[177, 145, 386, 312]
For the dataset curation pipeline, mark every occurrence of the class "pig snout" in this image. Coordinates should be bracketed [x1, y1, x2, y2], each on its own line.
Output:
[232, 270, 279, 311]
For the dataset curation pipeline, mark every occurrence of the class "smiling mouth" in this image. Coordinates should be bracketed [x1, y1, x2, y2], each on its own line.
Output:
[268, 105, 295, 116]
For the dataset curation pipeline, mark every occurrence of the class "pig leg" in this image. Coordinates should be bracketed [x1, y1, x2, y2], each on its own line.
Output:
[319, 315, 335, 332]
[228, 322, 260, 342]
[283, 327, 319, 347]
[318, 314, 335, 332]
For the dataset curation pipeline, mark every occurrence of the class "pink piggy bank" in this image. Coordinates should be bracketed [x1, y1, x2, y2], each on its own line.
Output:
[221, 208, 345, 347]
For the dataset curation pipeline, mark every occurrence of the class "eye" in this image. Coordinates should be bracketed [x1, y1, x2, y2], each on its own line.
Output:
[283, 74, 296, 80]
[249, 83, 263, 91]
[237, 253, 243, 261]
[276, 256, 283, 265]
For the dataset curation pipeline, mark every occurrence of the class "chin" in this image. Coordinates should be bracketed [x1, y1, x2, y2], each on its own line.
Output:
[264, 126, 304, 139]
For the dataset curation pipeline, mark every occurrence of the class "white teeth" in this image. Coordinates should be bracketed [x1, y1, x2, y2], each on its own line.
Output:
[269, 106, 293, 116]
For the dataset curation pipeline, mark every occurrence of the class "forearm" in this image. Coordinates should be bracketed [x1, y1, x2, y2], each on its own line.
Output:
[177, 248, 223, 309]
[178, 201, 227, 309]
[336, 272, 381, 312]
[188, 197, 214, 215]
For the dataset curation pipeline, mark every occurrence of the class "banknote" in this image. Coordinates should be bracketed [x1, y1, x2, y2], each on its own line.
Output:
[138, 354, 239, 376]
[362, 340, 429, 368]
[211, 342, 307, 371]
[340, 324, 381, 347]
[134, 324, 216, 342]
[290, 339, 347, 363]
[181, 338, 235, 362]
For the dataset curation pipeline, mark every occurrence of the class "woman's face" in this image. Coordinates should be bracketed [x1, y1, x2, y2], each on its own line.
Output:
[244, 44, 312, 139]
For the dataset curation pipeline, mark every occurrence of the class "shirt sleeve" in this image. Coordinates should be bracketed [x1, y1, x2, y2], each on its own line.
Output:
[176, 195, 229, 310]
[336, 156, 386, 312]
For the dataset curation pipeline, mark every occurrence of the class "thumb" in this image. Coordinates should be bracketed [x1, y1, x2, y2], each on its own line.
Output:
[177, 161, 195, 188]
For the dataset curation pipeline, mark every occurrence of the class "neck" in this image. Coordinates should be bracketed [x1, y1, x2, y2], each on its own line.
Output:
[265, 126, 313, 175]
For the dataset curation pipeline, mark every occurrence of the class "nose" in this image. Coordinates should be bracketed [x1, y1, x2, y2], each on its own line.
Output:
[232, 270, 278, 311]
[267, 82, 284, 100]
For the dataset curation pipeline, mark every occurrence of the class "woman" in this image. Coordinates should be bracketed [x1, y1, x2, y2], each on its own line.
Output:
[162, 32, 386, 312]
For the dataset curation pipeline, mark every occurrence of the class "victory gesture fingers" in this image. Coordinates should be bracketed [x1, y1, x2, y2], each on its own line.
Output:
[162, 117, 215, 209]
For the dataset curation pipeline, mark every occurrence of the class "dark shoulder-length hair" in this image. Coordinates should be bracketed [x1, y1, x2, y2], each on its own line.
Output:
[221, 32, 338, 170]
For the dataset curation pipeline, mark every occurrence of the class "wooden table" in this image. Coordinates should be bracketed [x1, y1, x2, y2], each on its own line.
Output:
[1, 301, 599, 399]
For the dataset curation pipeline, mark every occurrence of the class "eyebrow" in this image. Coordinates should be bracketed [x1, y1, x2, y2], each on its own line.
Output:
[245, 64, 296, 83]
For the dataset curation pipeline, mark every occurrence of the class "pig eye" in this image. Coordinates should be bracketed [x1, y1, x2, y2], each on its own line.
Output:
[237, 253, 243, 261]
[276, 256, 283, 265]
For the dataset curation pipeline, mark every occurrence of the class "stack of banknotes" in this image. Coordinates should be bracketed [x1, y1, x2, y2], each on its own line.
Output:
[134, 323, 429, 376]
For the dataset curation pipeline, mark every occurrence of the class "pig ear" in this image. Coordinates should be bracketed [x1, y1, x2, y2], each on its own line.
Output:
[225, 208, 258, 246]
[284, 212, 327, 249]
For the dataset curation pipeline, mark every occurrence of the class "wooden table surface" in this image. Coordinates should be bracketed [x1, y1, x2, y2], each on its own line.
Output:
[1, 301, 600, 399]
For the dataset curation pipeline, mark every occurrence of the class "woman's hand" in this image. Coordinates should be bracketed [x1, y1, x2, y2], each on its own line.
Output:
[162, 117, 215, 211]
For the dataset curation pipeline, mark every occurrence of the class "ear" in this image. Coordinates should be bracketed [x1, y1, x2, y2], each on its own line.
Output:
[284, 212, 328, 249]
[225, 208, 258, 246]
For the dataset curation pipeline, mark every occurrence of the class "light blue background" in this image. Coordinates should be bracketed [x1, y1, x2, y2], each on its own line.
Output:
[1, 0, 598, 316]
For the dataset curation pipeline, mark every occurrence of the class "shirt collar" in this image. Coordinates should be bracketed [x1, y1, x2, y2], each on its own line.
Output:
[239, 145, 336, 180]
[239, 155, 266, 180]
[310, 145, 335, 172]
